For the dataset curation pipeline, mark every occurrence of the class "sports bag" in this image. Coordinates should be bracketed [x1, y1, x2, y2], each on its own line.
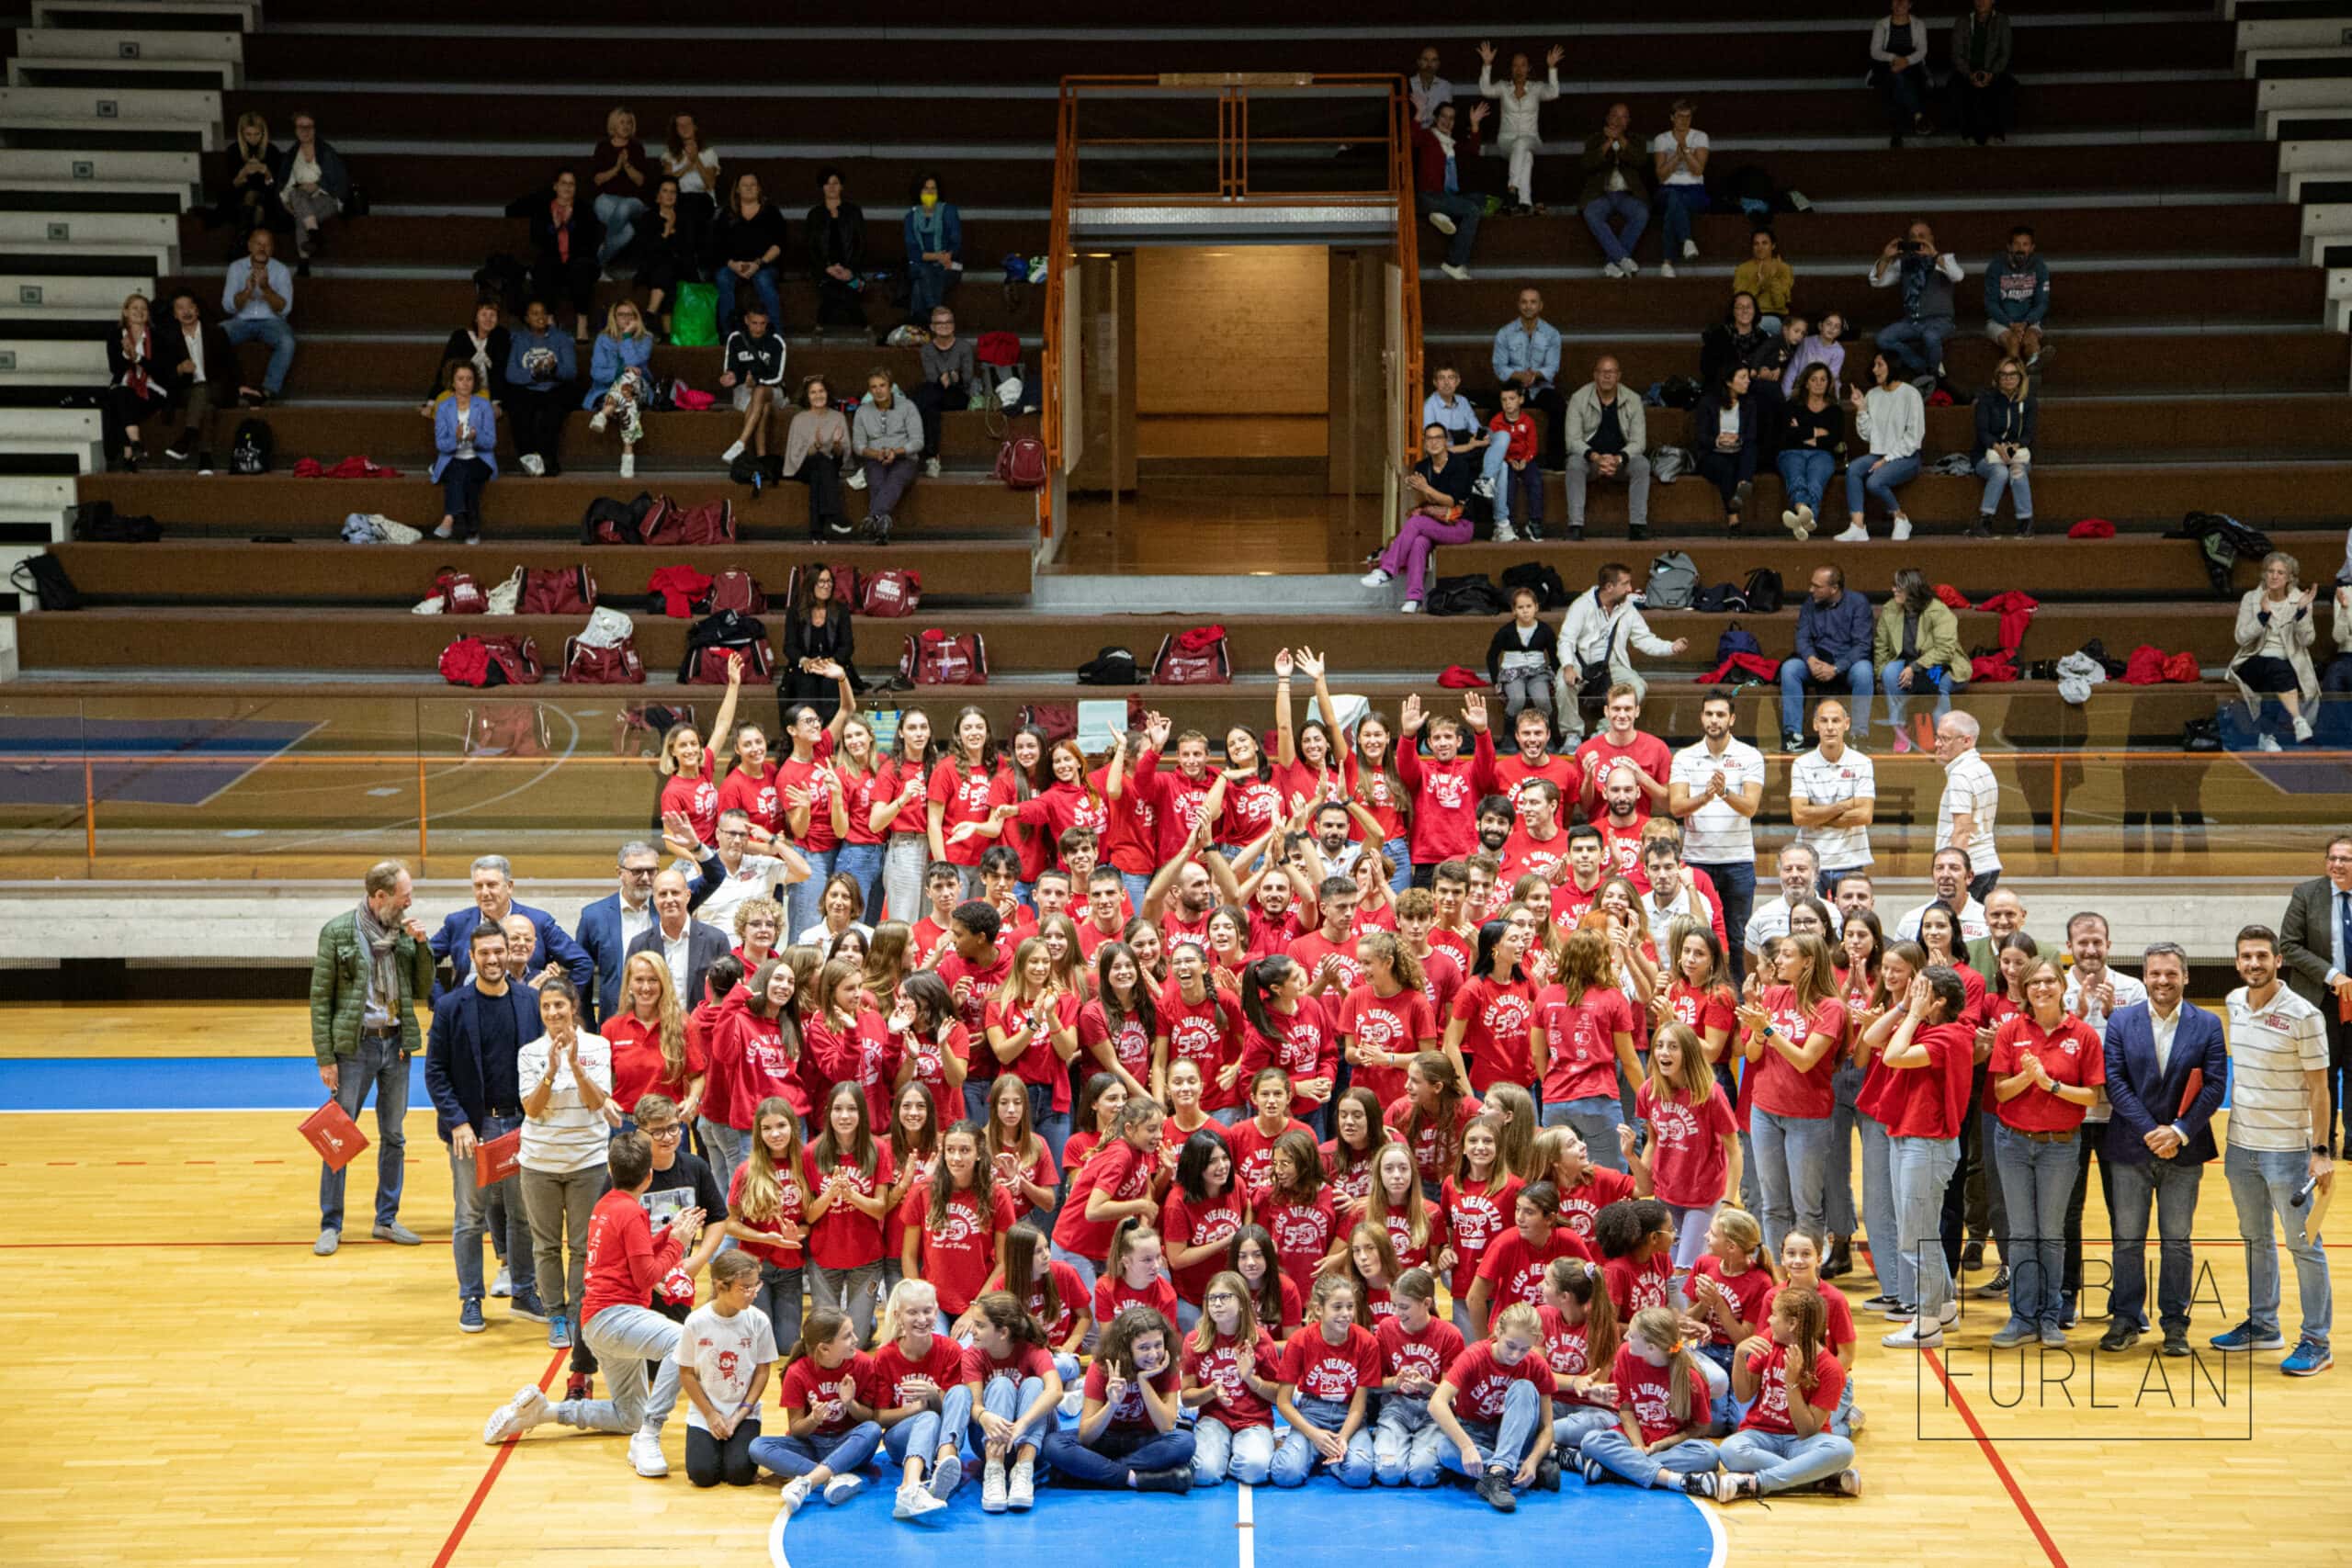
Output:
[1692, 582, 1748, 614]
[899, 628, 989, 686]
[784, 562, 861, 609]
[859, 569, 921, 618]
[679, 609, 773, 683]
[10, 553, 79, 611]
[642, 496, 734, 547]
[1645, 550, 1700, 610]
[520, 566, 597, 615]
[1077, 646, 1137, 685]
[1424, 574, 1508, 617]
[1498, 560, 1570, 611]
[582, 491, 659, 546]
[1741, 567, 1784, 615]
[561, 636, 646, 684]
[1151, 626, 1232, 685]
[996, 434, 1047, 490]
[1714, 622, 1763, 663]
[701, 569, 768, 615]
[435, 569, 489, 615]
[1019, 703, 1078, 743]
[230, 417, 273, 476]
[480, 635, 544, 684]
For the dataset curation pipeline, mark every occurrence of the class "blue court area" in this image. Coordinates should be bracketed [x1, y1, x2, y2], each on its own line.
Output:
[0, 1056, 428, 1112]
[0, 716, 321, 807]
[773, 1477, 1718, 1568]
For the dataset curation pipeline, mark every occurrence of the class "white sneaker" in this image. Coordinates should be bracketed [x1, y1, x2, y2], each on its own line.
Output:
[1882, 1318, 1944, 1349]
[1441, 264, 1472, 282]
[1472, 475, 1496, 499]
[1601, 259, 1625, 278]
[482, 1384, 550, 1444]
[1057, 1388, 1084, 1419]
[779, 1476, 811, 1517]
[1492, 522, 1518, 543]
[1891, 517, 1913, 542]
[1833, 524, 1870, 543]
[894, 1483, 948, 1520]
[1781, 509, 1802, 534]
[927, 1451, 962, 1500]
[982, 1459, 1009, 1513]
[1682, 239, 1700, 260]
[925, 457, 942, 479]
[1797, 502, 1815, 529]
[1658, 261, 1677, 279]
[1428, 211, 1457, 236]
[1360, 568, 1394, 588]
[847, 468, 868, 491]
[1938, 1299, 1960, 1326]
[490, 1267, 512, 1298]
[619, 453, 635, 479]
[520, 453, 545, 478]
[822, 1472, 865, 1505]
[1620, 257, 1640, 276]
[721, 440, 745, 464]
[628, 1429, 669, 1477]
[1008, 1457, 1035, 1510]
[2293, 715, 2314, 742]
[2259, 734, 2284, 753]
[590, 412, 609, 434]
[1400, 599, 1421, 614]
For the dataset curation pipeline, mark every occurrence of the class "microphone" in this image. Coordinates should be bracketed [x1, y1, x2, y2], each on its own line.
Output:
[2291, 1172, 2322, 1209]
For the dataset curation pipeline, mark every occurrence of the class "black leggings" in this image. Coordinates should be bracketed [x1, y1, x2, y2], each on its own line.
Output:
[796, 457, 847, 536]
[687, 1417, 763, 1486]
[508, 389, 569, 467]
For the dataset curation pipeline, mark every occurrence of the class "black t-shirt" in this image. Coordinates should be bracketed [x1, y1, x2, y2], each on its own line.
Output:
[476, 986, 522, 1113]
[641, 1149, 725, 1304]
[1591, 396, 1627, 456]
[1415, 453, 1475, 507]
[716, 204, 787, 267]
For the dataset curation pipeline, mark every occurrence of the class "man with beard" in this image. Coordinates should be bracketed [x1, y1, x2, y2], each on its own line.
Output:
[1667, 693, 1764, 985]
[1591, 763, 1649, 884]
[1548, 825, 1610, 929]
[1492, 705, 1577, 807]
[1289, 877, 1369, 994]
[1894, 846, 1990, 944]
[1572, 683, 1671, 826]
[1639, 834, 1727, 952]
[1500, 779, 1570, 886]
[1743, 844, 1823, 974]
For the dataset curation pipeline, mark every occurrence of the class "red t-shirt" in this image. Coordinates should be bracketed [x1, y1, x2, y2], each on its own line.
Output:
[863, 1334, 967, 1412]
[928, 757, 1001, 868]
[728, 1158, 807, 1268]
[717, 761, 783, 839]
[1258, 1189, 1339, 1296]
[1663, 979, 1738, 1044]
[1322, 1143, 1378, 1208]
[1879, 1019, 1973, 1140]
[1537, 1306, 1601, 1392]
[963, 1338, 1057, 1390]
[985, 1259, 1091, 1345]
[1227, 1114, 1316, 1203]
[1498, 822, 1571, 888]
[1378, 1313, 1467, 1387]
[1597, 820, 1649, 885]
[1094, 1269, 1181, 1331]
[1572, 730, 1671, 824]
[1220, 773, 1287, 849]
[935, 947, 1014, 1048]
[1274, 754, 1354, 822]
[1491, 750, 1577, 815]
[1161, 1183, 1250, 1304]
[662, 753, 721, 844]
[985, 773, 1051, 886]
[1536, 983, 1635, 1105]
[1015, 781, 1112, 869]
[579, 1187, 683, 1325]
[1555, 1166, 1637, 1244]
[898, 1181, 1015, 1315]
[779, 752, 844, 853]
[1476, 1226, 1594, 1312]
[1237, 997, 1340, 1116]
[780, 1351, 867, 1435]
[1285, 930, 1365, 995]
[1443, 1340, 1556, 1421]
[1441, 1171, 1523, 1299]
[1158, 981, 1242, 1111]
[894, 1020, 969, 1114]
[1083, 1357, 1179, 1431]
[1279, 1323, 1383, 1404]
[1751, 987, 1849, 1121]
[1635, 1080, 1736, 1208]
[1346, 1196, 1450, 1274]
[1396, 731, 1497, 865]
[1182, 1328, 1283, 1428]
[1611, 1344, 1712, 1445]
[1989, 1013, 2104, 1134]
[1152, 767, 1222, 863]
[837, 761, 888, 848]
[1451, 975, 1539, 1096]
[1740, 1344, 1847, 1436]
[802, 1144, 895, 1269]
[876, 758, 930, 842]
[1385, 1092, 1477, 1188]
[1076, 998, 1154, 1086]
[1051, 1136, 1150, 1261]
[990, 1136, 1057, 1224]
[604, 1010, 706, 1112]
[1601, 1251, 1673, 1321]
[985, 990, 1083, 1111]
[1349, 761, 1408, 844]
[1762, 1280, 1856, 1351]
[1337, 985, 1434, 1109]
[1689, 1254, 1775, 1345]
[1096, 749, 1160, 876]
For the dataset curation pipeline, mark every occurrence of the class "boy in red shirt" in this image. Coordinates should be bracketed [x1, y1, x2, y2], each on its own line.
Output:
[1395, 694, 1498, 881]
[1486, 384, 1544, 541]
[482, 1131, 707, 1478]
[1499, 777, 1572, 886]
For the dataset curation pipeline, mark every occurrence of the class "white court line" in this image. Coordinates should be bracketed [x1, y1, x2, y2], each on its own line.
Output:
[768, 1495, 791, 1568]
[1689, 1489, 1728, 1568]
[1236, 1483, 1255, 1568]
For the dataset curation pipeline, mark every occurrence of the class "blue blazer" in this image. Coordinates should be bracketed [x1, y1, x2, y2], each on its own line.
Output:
[575, 851, 726, 1027]
[431, 395, 498, 481]
[429, 901, 594, 1001]
[627, 919, 734, 1016]
[423, 979, 543, 1141]
[2100, 1001, 2228, 1167]
[583, 331, 655, 407]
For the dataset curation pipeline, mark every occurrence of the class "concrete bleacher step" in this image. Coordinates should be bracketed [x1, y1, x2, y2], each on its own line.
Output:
[29, 0, 258, 24]
[8, 54, 243, 90]
[0, 407, 99, 468]
[0, 83, 222, 146]
[14, 25, 247, 64]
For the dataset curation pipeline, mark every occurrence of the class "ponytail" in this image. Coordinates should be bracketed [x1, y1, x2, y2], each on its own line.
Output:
[1547, 1256, 1621, 1372]
[1241, 955, 1293, 1043]
[1628, 1305, 1697, 1424]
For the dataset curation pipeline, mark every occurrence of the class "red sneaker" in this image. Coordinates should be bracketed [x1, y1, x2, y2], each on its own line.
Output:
[565, 1373, 592, 1402]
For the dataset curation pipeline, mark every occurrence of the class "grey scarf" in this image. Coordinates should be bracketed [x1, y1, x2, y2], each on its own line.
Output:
[355, 897, 401, 1026]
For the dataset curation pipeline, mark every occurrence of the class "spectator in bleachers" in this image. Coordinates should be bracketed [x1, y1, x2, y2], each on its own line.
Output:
[431, 364, 496, 545]
[528, 171, 605, 342]
[1833, 352, 1923, 543]
[1869, 222, 1962, 393]
[1650, 99, 1710, 276]
[1579, 102, 1649, 278]
[1782, 310, 1847, 395]
[628, 177, 706, 342]
[1951, 0, 2018, 147]
[783, 568, 857, 722]
[220, 227, 295, 407]
[1486, 386, 1543, 543]
[585, 299, 656, 480]
[421, 300, 513, 415]
[1557, 564, 1689, 745]
[102, 292, 167, 471]
[504, 299, 578, 478]
[806, 168, 869, 335]
[1411, 100, 1487, 283]
[590, 107, 650, 275]
[1874, 568, 1964, 750]
[662, 113, 722, 225]
[1870, 0, 1935, 147]
[902, 173, 963, 330]
[1490, 287, 1564, 471]
[1777, 567, 1875, 752]
[1970, 356, 2036, 538]
[1693, 367, 1759, 533]
[712, 173, 787, 333]
[1423, 364, 1487, 455]
[1776, 363, 1843, 541]
[1699, 292, 1770, 389]
[1476, 41, 1563, 216]
[718, 306, 786, 468]
[2329, 542, 2352, 699]
[1487, 586, 1559, 728]
[1734, 231, 1794, 334]
[218, 112, 283, 249]
[161, 288, 234, 468]
[1748, 313, 1810, 434]
[1984, 226, 2051, 371]
[1410, 45, 1454, 127]
[1563, 356, 1651, 542]
[911, 306, 973, 481]
[853, 369, 922, 546]
[1361, 422, 1477, 614]
[783, 376, 854, 540]
[274, 111, 349, 276]
[2230, 551, 2323, 750]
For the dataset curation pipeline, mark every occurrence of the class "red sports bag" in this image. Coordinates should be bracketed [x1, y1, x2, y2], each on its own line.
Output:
[1151, 626, 1231, 685]
[900, 628, 989, 686]
[561, 637, 646, 684]
[860, 569, 921, 618]
[520, 566, 597, 615]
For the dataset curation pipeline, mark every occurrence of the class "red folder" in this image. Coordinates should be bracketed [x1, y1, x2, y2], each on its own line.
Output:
[472, 1128, 523, 1188]
[2177, 1067, 2204, 1120]
[299, 1100, 369, 1170]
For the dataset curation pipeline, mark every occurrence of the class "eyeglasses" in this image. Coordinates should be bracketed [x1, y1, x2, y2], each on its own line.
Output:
[642, 1124, 684, 1141]
[1203, 1292, 1239, 1304]
[622, 865, 659, 878]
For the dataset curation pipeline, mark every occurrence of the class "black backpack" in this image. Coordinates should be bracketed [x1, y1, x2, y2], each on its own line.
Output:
[1498, 560, 1571, 611]
[1741, 567, 1784, 614]
[1692, 582, 1748, 614]
[728, 452, 784, 490]
[1078, 646, 1138, 686]
[230, 417, 272, 476]
[1425, 573, 1509, 617]
[9, 553, 79, 610]
[67, 500, 160, 542]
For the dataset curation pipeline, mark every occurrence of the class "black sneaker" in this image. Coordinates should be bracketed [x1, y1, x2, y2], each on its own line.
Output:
[1962, 1240, 1985, 1270]
[1535, 1451, 1562, 1492]
[1966, 514, 1993, 539]
[1475, 1467, 1517, 1513]
[2162, 1329, 2191, 1358]
[1579, 1456, 1606, 1485]
[1678, 1469, 1718, 1498]
[2098, 1323, 2140, 1353]
[1522, 520, 1545, 542]
[2016, 516, 2035, 536]
[1133, 1466, 1193, 1495]
[1627, 525, 1647, 543]
[1975, 1265, 2010, 1297]
[1781, 729, 1806, 753]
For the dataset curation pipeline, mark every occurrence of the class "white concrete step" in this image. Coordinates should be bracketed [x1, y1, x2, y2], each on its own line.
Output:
[2300, 200, 2352, 264]
[2238, 17, 2352, 52]
[2264, 105, 2352, 139]
[30, 0, 257, 26]
[17, 25, 245, 63]
[0, 210, 179, 272]
[0, 476, 77, 515]
[0, 407, 101, 469]
[1030, 571, 1389, 614]
[0, 85, 221, 147]
[2260, 76, 2352, 115]
[0, 339, 107, 378]
[8, 54, 242, 89]
[2239, 43, 2352, 78]
[0, 275, 158, 316]
[0, 147, 202, 186]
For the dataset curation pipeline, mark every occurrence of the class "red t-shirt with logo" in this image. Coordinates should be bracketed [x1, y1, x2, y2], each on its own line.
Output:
[1161, 1182, 1250, 1304]
[928, 757, 1001, 868]
[1476, 1226, 1595, 1312]
[1535, 983, 1635, 1105]
[1337, 985, 1434, 1108]
[1158, 980, 1242, 1111]
[1988, 1013, 2105, 1134]
[717, 761, 783, 839]
[803, 1144, 896, 1269]
[1452, 975, 1539, 1095]
[1751, 986, 1849, 1121]
[1279, 1323, 1383, 1405]
[1555, 1166, 1638, 1244]
[1237, 996, 1340, 1116]
[1611, 1344, 1711, 1445]
[1258, 1189, 1339, 1297]
[1441, 1172, 1523, 1299]
[897, 1181, 1017, 1314]
[1182, 1327, 1283, 1428]
[1442, 1340, 1556, 1420]
[1635, 1080, 1736, 1207]
[1739, 1343, 1847, 1436]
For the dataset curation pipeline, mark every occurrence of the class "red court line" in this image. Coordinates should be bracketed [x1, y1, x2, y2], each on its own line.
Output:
[1920, 1348, 2070, 1568]
[434, 1348, 566, 1568]
[0, 1237, 442, 1248]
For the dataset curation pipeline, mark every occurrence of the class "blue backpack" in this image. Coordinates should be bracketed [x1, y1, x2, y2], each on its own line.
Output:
[1715, 622, 1762, 663]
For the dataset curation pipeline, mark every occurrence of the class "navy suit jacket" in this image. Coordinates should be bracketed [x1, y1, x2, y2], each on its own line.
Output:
[429, 900, 594, 1002]
[627, 919, 733, 1015]
[576, 852, 724, 1026]
[2100, 1000, 2228, 1167]
[423, 979, 543, 1142]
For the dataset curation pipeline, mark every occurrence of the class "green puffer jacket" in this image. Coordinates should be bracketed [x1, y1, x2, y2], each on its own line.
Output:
[310, 909, 435, 1063]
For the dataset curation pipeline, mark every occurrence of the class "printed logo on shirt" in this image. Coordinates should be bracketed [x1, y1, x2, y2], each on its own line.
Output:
[1427, 772, 1471, 812]
[1295, 1346, 1367, 1402]
[1270, 1204, 1329, 1258]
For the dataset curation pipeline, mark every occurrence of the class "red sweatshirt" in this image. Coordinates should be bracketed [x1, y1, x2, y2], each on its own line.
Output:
[580, 1187, 684, 1326]
[1396, 729, 1498, 866]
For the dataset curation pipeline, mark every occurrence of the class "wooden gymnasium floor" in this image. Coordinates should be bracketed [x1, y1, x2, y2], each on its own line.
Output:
[4, 1002, 2346, 1568]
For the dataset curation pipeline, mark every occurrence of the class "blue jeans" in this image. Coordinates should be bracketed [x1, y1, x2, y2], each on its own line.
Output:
[907, 258, 956, 319]
[594, 193, 645, 265]
[224, 314, 295, 396]
[1778, 657, 1875, 740]
[786, 845, 837, 942]
[438, 457, 492, 533]
[2109, 1156, 2204, 1334]
[319, 1032, 410, 1231]
[1975, 455, 2032, 521]
[1689, 859, 1755, 987]
[1026, 1083, 1072, 1170]
[696, 1119, 747, 1201]
[1118, 871, 1152, 912]
[1550, 1404, 1618, 1451]
[449, 1111, 531, 1303]
[1718, 1427, 1854, 1493]
[1826, 1062, 1867, 1237]
[1041, 1423, 1196, 1485]
[1193, 1416, 1276, 1485]
[1875, 316, 1951, 380]
[1544, 1096, 1628, 1171]
[1845, 453, 1920, 520]
[1373, 1396, 1447, 1486]
[1776, 447, 1835, 517]
[1656, 185, 1707, 252]
[833, 842, 885, 933]
[881, 1382, 975, 1470]
[1582, 190, 1648, 265]
[1751, 1108, 1832, 1259]
[1995, 1124, 2076, 1330]
[1579, 1427, 1719, 1487]
[2224, 1142, 2332, 1345]
[1880, 660, 1954, 736]
[752, 1419, 883, 1479]
[1271, 1393, 1374, 1486]
[1382, 835, 1412, 894]
[755, 1260, 803, 1359]
[1858, 1111, 1903, 1302]
[1438, 1379, 1542, 1481]
[1417, 190, 1482, 268]
[979, 1371, 1057, 1454]
[717, 264, 782, 330]
[1892, 1134, 1960, 1320]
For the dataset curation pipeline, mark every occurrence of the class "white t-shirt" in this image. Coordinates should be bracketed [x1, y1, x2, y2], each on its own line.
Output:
[1745, 896, 1792, 958]
[516, 1033, 614, 1175]
[1936, 750, 2002, 874]
[1790, 746, 1876, 872]
[695, 853, 790, 930]
[665, 145, 721, 194]
[2062, 966, 2147, 1124]
[1893, 897, 1989, 946]
[797, 919, 876, 950]
[1669, 738, 1765, 864]
[681, 1303, 778, 1430]
[1650, 129, 1708, 185]
[2222, 986, 2328, 1153]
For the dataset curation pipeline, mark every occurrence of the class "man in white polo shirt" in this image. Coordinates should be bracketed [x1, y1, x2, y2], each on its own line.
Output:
[1743, 842, 1821, 973]
[1894, 847, 1990, 946]
[1789, 699, 1875, 897]
[1668, 691, 1764, 984]
[1933, 712, 2001, 900]
[2215, 924, 2334, 1375]
[2059, 909, 2146, 1329]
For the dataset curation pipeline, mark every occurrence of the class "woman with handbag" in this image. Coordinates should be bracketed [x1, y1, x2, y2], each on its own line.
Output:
[1360, 423, 1478, 615]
